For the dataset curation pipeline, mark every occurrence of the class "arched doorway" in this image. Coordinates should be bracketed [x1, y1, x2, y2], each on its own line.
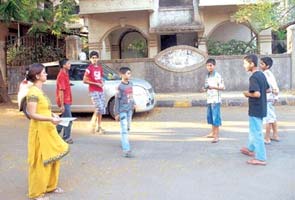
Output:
[101, 26, 148, 59]
[119, 30, 148, 59]
[209, 21, 254, 42]
[207, 21, 257, 55]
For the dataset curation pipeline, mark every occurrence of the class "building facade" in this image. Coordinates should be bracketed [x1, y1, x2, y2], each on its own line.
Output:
[79, 0, 272, 60]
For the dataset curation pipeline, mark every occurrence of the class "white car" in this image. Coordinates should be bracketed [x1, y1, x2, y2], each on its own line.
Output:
[18, 60, 156, 119]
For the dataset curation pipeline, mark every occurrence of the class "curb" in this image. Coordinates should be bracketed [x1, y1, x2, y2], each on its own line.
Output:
[156, 97, 295, 107]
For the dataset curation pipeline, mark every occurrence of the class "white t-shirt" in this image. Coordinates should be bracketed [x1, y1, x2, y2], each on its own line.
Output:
[263, 69, 279, 101]
[205, 71, 224, 104]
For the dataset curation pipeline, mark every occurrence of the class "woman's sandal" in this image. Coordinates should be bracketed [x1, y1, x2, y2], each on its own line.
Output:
[52, 187, 64, 194]
[33, 195, 49, 200]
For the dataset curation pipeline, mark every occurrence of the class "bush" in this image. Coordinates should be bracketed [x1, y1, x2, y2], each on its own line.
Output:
[207, 39, 257, 55]
[7, 44, 65, 66]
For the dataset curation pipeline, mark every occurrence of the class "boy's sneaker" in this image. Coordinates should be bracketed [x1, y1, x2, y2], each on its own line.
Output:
[96, 126, 106, 134]
[122, 150, 132, 158]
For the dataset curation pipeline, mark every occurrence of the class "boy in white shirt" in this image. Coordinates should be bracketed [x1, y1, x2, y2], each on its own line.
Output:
[203, 58, 225, 143]
[260, 57, 279, 144]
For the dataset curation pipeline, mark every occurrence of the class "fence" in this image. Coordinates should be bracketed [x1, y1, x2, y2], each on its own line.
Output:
[6, 33, 65, 66]
[103, 54, 292, 92]
[7, 54, 292, 94]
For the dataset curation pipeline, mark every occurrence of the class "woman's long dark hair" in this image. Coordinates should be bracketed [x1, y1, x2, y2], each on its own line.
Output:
[26, 63, 45, 82]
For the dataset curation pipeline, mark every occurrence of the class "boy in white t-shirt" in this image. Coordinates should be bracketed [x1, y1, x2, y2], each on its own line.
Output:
[202, 58, 225, 143]
[260, 57, 279, 144]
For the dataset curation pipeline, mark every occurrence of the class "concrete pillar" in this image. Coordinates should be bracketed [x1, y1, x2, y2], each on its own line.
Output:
[258, 29, 272, 54]
[149, 0, 159, 31]
[287, 25, 295, 89]
[198, 37, 207, 53]
[65, 35, 81, 60]
[148, 34, 158, 58]
[192, 0, 201, 23]
[101, 38, 111, 60]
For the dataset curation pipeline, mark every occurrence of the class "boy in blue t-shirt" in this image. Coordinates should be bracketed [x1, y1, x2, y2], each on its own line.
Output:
[241, 54, 269, 166]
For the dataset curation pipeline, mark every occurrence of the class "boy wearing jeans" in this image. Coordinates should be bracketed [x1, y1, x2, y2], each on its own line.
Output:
[203, 58, 225, 143]
[56, 58, 73, 144]
[114, 67, 136, 157]
[241, 54, 269, 166]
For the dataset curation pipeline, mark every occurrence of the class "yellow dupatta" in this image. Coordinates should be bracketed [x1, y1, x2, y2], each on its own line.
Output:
[27, 86, 69, 167]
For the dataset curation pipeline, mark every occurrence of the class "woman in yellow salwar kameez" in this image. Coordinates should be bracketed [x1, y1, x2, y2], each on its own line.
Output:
[26, 63, 69, 200]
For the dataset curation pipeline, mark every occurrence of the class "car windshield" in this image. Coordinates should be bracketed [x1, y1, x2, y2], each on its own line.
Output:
[68, 62, 121, 81]
[101, 63, 121, 80]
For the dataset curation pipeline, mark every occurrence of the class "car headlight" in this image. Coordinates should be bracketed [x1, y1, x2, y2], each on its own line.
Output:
[133, 86, 148, 97]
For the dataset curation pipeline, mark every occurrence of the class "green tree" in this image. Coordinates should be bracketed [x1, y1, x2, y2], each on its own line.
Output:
[0, 0, 27, 22]
[0, 0, 77, 36]
[234, 0, 295, 52]
[0, 0, 27, 102]
[235, 0, 295, 31]
[0, 0, 77, 102]
[26, 0, 78, 37]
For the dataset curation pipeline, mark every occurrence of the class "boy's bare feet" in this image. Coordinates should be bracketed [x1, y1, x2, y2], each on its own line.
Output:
[270, 137, 280, 142]
[240, 147, 254, 157]
[211, 138, 219, 143]
[247, 159, 266, 166]
[264, 139, 271, 144]
[204, 133, 214, 138]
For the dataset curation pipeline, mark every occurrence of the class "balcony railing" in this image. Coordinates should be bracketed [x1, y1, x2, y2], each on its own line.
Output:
[79, 0, 154, 15]
[199, 0, 277, 7]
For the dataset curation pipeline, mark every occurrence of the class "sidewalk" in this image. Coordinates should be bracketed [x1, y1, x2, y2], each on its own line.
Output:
[155, 91, 295, 107]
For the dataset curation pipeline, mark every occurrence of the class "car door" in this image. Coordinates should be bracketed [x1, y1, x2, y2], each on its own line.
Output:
[43, 65, 60, 111]
[69, 64, 94, 112]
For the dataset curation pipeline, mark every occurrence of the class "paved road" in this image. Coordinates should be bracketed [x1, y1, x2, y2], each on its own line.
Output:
[0, 104, 294, 200]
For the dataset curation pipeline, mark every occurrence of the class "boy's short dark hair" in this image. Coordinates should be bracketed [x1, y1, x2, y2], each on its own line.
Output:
[89, 51, 99, 58]
[59, 58, 69, 68]
[206, 58, 216, 65]
[261, 57, 273, 68]
[119, 66, 131, 74]
[244, 54, 258, 67]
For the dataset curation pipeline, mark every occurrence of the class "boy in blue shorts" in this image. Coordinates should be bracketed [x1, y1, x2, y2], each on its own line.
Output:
[241, 54, 269, 166]
[203, 58, 225, 143]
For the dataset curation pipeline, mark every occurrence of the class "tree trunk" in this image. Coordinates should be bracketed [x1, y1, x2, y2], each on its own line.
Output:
[0, 68, 11, 103]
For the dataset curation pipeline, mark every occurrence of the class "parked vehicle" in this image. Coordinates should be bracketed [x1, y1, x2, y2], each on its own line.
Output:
[18, 60, 156, 119]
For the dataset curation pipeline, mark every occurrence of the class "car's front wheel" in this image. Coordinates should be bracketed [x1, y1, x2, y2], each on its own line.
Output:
[108, 98, 116, 119]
